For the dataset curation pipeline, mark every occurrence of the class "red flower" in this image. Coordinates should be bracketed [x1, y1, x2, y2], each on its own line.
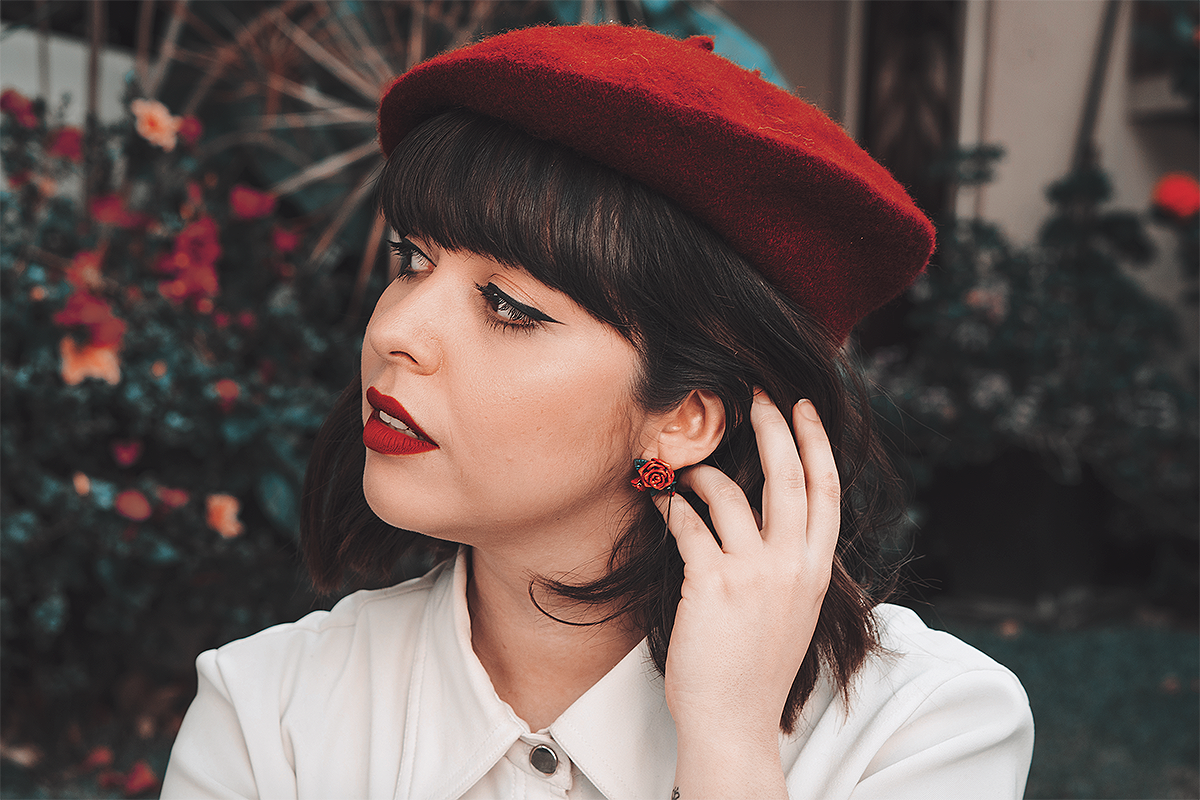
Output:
[179, 116, 202, 147]
[46, 126, 82, 161]
[64, 250, 103, 291]
[1, 88, 38, 128]
[272, 226, 299, 253]
[7, 170, 31, 188]
[214, 311, 231, 328]
[631, 458, 675, 493]
[214, 378, 240, 412]
[53, 290, 127, 348]
[115, 490, 152, 521]
[122, 760, 158, 794]
[1152, 173, 1200, 219]
[230, 185, 276, 220]
[90, 194, 144, 227]
[174, 216, 222, 268]
[156, 486, 190, 509]
[80, 745, 113, 771]
[237, 310, 256, 330]
[112, 439, 143, 467]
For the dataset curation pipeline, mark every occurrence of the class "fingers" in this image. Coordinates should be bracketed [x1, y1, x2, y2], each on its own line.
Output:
[750, 390, 808, 542]
[786, 398, 841, 562]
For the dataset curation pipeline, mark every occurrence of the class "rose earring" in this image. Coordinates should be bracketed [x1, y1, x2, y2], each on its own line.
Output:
[631, 458, 676, 495]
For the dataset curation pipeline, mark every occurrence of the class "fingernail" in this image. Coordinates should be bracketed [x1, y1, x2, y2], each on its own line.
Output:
[797, 398, 820, 421]
[753, 388, 771, 404]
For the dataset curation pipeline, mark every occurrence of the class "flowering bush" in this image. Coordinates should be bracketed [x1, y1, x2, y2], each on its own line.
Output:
[0, 87, 367, 787]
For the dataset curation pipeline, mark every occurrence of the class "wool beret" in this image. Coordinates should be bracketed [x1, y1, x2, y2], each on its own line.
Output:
[378, 24, 935, 341]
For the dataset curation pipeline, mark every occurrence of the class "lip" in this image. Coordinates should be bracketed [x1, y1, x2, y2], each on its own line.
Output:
[363, 387, 439, 455]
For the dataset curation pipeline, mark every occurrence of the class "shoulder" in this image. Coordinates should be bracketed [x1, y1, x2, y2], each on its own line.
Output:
[201, 559, 451, 700]
[782, 603, 1034, 800]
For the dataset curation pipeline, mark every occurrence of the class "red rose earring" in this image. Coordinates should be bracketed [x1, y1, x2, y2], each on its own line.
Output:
[631, 458, 676, 495]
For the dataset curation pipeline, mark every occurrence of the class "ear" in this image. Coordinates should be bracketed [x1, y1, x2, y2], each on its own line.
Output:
[640, 390, 726, 469]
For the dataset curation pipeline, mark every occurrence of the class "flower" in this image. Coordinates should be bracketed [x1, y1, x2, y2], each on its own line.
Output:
[1, 88, 38, 128]
[155, 486, 190, 509]
[156, 217, 222, 306]
[131, 98, 182, 151]
[115, 490, 152, 521]
[1152, 173, 1200, 219]
[631, 458, 675, 493]
[151, 360, 168, 378]
[64, 250, 103, 291]
[122, 760, 158, 794]
[112, 440, 143, 467]
[73, 472, 91, 496]
[7, 170, 31, 188]
[179, 115, 202, 147]
[46, 126, 83, 161]
[59, 336, 121, 385]
[237, 310, 256, 330]
[29, 286, 46, 301]
[272, 226, 299, 253]
[90, 194, 144, 227]
[53, 290, 126, 348]
[80, 745, 113, 771]
[213, 378, 240, 412]
[206, 494, 244, 538]
[229, 185, 276, 219]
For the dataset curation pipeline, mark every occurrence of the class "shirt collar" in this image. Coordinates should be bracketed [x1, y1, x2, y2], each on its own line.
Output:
[396, 547, 678, 800]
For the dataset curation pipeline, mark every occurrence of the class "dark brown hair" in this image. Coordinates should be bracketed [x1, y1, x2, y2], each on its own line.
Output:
[301, 109, 905, 732]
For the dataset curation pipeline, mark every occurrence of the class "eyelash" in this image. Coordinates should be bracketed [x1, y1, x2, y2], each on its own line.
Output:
[387, 239, 543, 332]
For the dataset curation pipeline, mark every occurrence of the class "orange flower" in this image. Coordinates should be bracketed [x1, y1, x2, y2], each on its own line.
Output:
[230, 185, 276, 220]
[115, 490, 152, 521]
[206, 494, 244, 538]
[214, 378, 240, 412]
[46, 126, 83, 161]
[1, 88, 38, 128]
[73, 472, 91, 496]
[29, 286, 46, 301]
[151, 360, 168, 377]
[131, 98, 182, 151]
[1152, 173, 1200, 219]
[155, 486, 190, 509]
[59, 336, 121, 385]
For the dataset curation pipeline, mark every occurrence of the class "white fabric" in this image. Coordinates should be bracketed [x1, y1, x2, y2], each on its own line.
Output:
[162, 549, 1034, 799]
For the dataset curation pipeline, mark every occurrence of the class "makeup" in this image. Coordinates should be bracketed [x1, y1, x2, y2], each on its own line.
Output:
[363, 386, 438, 455]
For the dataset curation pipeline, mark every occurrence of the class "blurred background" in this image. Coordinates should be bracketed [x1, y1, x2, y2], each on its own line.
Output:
[0, 1, 1195, 797]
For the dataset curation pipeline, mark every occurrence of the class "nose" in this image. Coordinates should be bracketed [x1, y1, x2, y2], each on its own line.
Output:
[365, 277, 445, 376]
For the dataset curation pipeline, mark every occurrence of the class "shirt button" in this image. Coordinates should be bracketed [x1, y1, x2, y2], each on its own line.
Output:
[529, 744, 558, 775]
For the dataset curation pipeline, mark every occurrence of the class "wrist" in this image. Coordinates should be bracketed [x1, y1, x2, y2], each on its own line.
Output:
[673, 728, 786, 800]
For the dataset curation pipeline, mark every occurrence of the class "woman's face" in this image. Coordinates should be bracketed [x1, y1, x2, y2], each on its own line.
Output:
[361, 236, 650, 551]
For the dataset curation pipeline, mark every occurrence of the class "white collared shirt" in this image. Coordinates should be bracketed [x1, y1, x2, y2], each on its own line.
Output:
[162, 549, 1033, 799]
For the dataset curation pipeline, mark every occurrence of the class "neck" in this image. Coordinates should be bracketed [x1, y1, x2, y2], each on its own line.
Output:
[466, 545, 642, 732]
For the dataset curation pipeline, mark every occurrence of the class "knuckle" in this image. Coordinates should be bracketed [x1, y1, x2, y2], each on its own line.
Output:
[775, 466, 807, 494]
[813, 471, 842, 504]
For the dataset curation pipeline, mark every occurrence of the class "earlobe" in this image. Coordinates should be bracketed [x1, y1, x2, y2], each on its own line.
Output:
[644, 390, 727, 469]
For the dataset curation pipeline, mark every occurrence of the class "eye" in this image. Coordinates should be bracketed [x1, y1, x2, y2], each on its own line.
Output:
[475, 282, 560, 331]
[388, 238, 434, 278]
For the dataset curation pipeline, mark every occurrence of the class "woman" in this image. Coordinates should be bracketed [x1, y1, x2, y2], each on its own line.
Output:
[163, 25, 1033, 799]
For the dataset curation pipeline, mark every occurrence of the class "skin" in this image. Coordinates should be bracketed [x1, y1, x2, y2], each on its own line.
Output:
[361, 237, 839, 797]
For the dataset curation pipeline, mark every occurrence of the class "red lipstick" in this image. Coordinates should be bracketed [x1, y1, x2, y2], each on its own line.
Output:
[363, 387, 438, 455]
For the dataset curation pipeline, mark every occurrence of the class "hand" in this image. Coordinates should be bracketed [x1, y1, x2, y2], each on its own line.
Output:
[658, 391, 841, 798]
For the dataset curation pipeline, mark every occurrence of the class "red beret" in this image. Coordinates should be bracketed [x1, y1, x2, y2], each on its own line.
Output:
[378, 25, 935, 341]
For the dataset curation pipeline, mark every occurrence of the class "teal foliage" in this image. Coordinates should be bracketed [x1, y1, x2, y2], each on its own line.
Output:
[869, 152, 1198, 541]
[0, 91, 363, 765]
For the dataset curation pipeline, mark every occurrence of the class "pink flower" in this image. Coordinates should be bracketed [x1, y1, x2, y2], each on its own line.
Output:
[272, 227, 299, 253]
[115, 490, 152, 521]
[229, 185, 276, 220]
[206, 494, 244, 538]
[112, 440, 143, 467]
[46, 126, 82, 161]
[59, 337, 121, 386]
[131, 98, 182, 151]
[1152, 173, 1200, 219]
[1, 88, 38, 128]
[155, 487, 190, 510]
[179, 116, 202, 147]
[236, 310, 256, 330]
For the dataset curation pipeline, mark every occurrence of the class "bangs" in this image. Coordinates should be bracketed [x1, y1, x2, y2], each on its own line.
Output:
[375, 109, 651, 338]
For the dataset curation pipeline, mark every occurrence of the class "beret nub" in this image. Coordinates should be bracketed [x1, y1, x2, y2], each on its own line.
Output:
[377, 25, 935, 341]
